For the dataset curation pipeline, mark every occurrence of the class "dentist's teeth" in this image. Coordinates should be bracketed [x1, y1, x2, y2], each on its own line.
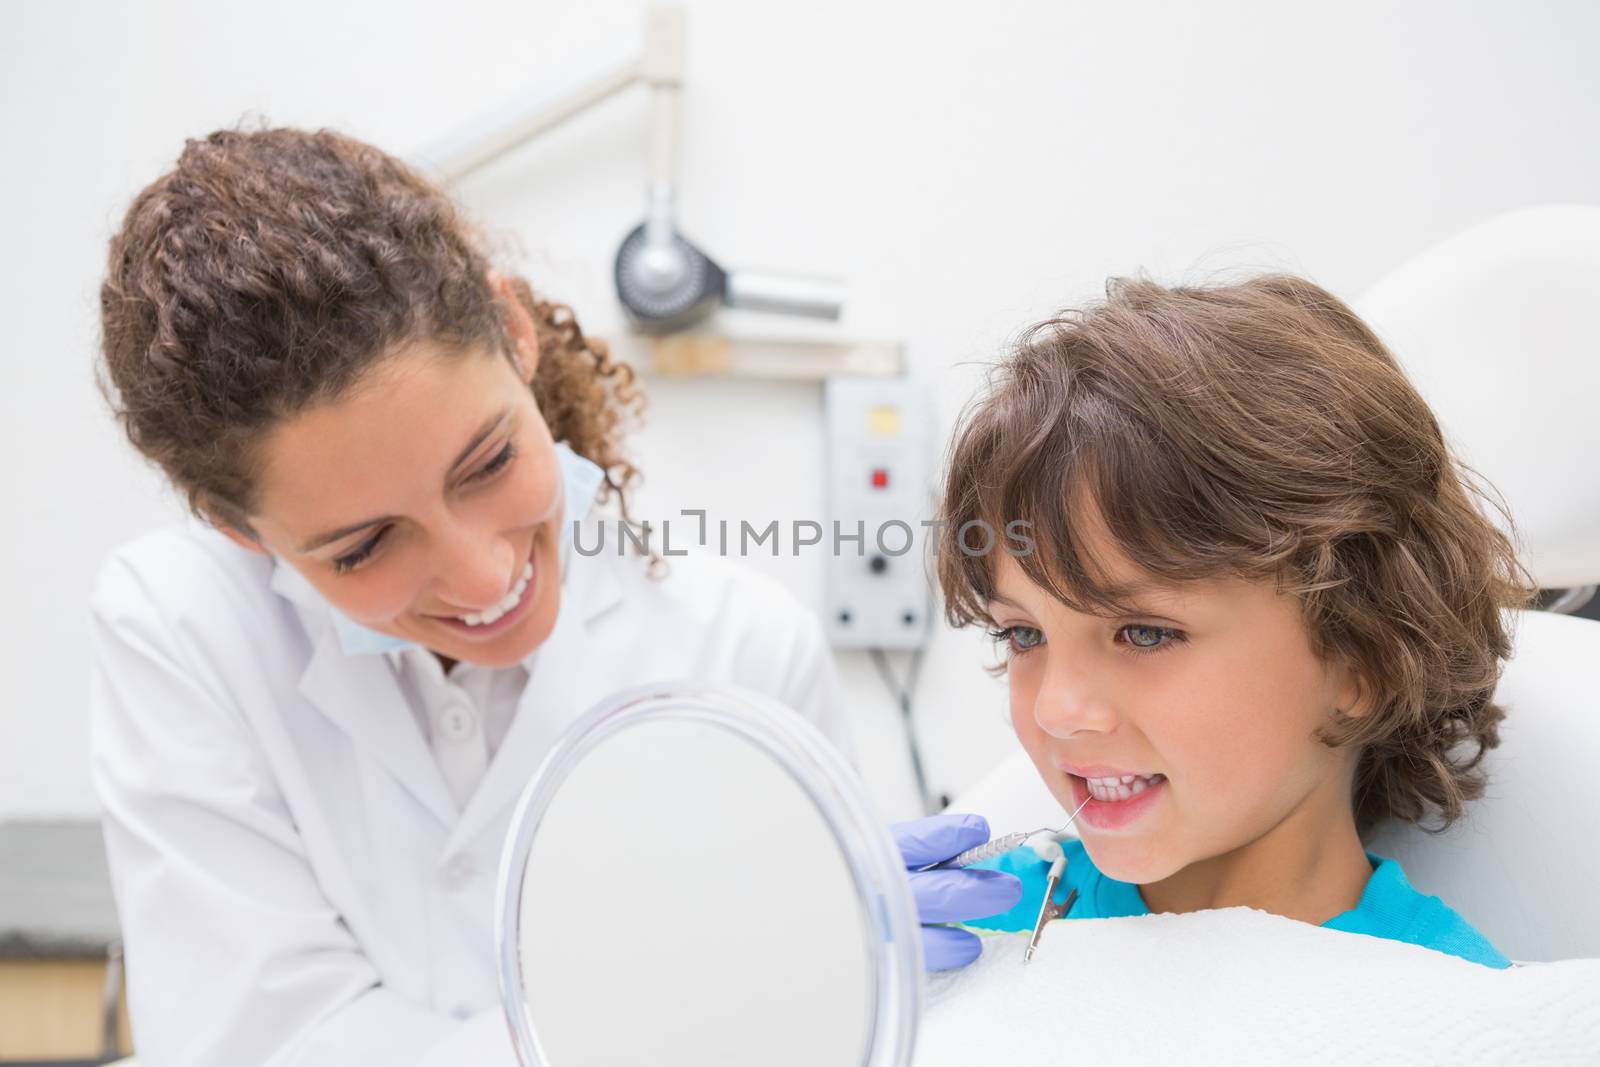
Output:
[460, 563, 534, 627]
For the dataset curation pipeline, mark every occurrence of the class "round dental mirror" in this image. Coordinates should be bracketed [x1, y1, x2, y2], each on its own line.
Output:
[497, 684, 921, 1067]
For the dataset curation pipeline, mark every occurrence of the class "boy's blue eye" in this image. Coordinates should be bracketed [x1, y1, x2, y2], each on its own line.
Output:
[1119, 624, 1181, 651]
[988, 625, 1045, 653]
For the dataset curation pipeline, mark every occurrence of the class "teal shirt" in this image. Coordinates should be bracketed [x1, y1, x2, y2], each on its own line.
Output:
[964, 838, 1510, 969]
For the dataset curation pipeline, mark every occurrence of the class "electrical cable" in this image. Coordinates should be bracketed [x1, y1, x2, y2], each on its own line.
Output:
[868, 646, 942, 815]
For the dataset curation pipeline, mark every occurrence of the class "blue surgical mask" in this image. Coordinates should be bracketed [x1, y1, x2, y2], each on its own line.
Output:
[327, 441, 605, 656]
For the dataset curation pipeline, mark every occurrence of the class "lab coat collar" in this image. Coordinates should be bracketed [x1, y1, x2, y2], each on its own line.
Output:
[294, 629, 461, 827]
[274, 529, 624, 838]
[275, 531, 624, 839]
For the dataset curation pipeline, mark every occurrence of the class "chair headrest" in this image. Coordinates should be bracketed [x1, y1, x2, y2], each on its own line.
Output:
[1357, 204, 1600, 588]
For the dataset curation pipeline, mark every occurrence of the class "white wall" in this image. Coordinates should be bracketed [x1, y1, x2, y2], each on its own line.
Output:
[4, 0, 1598, 820]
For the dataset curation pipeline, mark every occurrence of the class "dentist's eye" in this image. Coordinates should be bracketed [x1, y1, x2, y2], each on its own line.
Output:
[470, 442, 517, 483]
[1118, 623, 1184, 653]
[333, 527, 388, 574]
[988, 625, 1045, 654]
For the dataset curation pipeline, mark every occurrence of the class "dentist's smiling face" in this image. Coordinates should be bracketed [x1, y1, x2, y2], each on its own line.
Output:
[988, 503, 1367, 908]
[222, 340, 565, 671]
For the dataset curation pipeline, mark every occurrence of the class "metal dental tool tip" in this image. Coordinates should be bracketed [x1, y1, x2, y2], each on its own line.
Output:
[1027, 873, 1076, 963]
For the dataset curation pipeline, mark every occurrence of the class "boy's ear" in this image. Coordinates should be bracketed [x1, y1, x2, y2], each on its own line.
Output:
[1333, 662, 1374, 719]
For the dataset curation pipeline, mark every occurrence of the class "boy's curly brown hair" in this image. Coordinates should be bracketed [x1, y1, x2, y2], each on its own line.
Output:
[938, 274, 1536, 832]
[98, 125, 644, 543]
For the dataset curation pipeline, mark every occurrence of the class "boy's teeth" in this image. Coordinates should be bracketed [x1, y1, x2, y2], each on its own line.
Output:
[461, 562, 534, 627]
[1084, 772, 1165, 802]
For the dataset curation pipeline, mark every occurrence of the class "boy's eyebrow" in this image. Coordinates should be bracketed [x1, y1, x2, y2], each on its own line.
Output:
[296, 408, 511, 552]
[989, 577, 1175, 607]
[988, 582, 1190, 621]
[1098, 578, 1185, 603]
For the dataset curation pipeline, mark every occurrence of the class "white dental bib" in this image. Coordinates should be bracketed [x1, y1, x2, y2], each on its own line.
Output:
[919, 906, 1600, 1065]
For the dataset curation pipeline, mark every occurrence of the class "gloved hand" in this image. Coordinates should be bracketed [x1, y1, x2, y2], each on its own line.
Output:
[892, 814, 1024, 970]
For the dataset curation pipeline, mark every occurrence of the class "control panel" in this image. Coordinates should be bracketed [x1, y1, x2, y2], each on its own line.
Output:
[822, 377, 933, 649]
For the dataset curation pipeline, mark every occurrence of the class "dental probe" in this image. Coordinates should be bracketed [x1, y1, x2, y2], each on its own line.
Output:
[921, 797, 1092, 871]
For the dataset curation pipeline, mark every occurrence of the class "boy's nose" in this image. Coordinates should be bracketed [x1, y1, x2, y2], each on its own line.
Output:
[1031, 668, 1119, 738]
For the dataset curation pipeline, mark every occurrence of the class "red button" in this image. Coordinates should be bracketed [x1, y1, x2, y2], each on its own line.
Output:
[871, 469, 889, 489]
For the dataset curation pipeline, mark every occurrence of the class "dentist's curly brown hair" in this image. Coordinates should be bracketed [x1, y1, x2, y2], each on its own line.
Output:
[939, 273, 1537, 833]
[98, 125, 644, 543]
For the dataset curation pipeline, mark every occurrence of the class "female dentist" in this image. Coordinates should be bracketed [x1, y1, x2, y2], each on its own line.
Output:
[88, 125, 872, 1067]
[91, 126, 1016, 1066]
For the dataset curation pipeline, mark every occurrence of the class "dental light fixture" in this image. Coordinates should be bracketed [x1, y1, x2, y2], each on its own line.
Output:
[415, 6, 844, 333]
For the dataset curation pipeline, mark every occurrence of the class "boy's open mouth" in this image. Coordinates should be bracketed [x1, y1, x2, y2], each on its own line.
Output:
[1081, 772, 1167, 803]
[1060, 767, 1171, 831]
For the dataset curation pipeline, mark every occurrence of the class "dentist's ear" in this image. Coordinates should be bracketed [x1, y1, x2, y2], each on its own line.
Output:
[488, 269, 541, 384]
[212, 518, 269, 557]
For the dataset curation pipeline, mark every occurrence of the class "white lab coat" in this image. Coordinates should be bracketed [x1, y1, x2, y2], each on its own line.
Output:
[89, 515, 851, 1067]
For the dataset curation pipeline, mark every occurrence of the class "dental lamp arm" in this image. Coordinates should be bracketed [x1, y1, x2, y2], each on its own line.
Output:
[644, 6, 683, 254]
[416, 59, 644, 185]
[725, 270, 846, 320]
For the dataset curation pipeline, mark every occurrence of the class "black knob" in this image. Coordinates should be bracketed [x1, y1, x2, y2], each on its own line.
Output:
[869, 555, 888, 575]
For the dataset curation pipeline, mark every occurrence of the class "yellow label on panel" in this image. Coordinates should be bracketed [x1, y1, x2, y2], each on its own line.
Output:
[868, 405, 901, 437]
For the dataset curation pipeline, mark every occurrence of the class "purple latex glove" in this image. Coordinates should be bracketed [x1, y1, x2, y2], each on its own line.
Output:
[892, 813, 1024, 970]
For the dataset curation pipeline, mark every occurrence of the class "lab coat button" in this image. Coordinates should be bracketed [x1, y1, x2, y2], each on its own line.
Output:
[439, 705, 477, 742]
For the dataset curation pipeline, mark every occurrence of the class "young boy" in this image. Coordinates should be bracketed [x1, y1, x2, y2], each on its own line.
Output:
[938, 275, 1531, 967]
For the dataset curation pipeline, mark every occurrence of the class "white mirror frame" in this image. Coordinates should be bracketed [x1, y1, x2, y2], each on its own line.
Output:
[495, 682, 923, 1067]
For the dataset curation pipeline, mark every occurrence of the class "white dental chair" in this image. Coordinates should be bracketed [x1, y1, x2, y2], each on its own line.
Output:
[951, 205, 1600, 963]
